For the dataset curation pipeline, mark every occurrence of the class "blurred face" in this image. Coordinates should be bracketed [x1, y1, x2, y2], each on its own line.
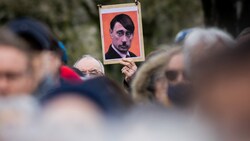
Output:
[0, 46, 33, 96]
[110, 22, 134, 54]
[75, 57, 104, 79]
[166, 53, 185, 84]
[154, 77, 169, 106]
[197, 69, 250, 135]
[153, 53, 185, 106]
[32, 51, 62, 83]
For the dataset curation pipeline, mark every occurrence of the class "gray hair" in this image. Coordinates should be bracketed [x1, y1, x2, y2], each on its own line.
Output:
[74, 55, 105, 74]
[183, 28, 235, 75]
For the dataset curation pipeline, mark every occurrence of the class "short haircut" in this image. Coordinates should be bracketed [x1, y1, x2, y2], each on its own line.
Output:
[110, 14, 135, 33]
[0, 28, 29, 50]
[7, 18, 64, 61]
[193, 40, 250, 86]
[0, 27, 33, 71]
[183, 28, 235, 76]
[74, 55, 105, 74]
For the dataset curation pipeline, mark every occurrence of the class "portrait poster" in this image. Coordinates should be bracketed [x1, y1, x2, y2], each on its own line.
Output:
[99, 2, 145, 64]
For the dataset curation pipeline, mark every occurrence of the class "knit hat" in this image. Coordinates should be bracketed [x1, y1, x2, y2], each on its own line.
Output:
[7, 17, 57, 51]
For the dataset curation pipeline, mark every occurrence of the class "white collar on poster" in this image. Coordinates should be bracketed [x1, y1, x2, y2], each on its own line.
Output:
[111, 44, 130, 58]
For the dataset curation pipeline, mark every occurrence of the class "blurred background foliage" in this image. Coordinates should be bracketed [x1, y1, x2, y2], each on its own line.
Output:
[0, 0, 203, 82]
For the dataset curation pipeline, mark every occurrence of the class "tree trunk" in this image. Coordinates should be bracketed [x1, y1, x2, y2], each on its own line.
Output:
[201, 0, 250, 37]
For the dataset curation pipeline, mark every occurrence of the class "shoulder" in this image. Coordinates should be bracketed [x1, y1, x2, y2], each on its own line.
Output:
[105, 47, 112, 59]
[105, 45, 118, 59]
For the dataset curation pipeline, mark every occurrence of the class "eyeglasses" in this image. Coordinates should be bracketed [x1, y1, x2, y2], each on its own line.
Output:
[81, 69, 104, 77]
[165, 70, 186, 82]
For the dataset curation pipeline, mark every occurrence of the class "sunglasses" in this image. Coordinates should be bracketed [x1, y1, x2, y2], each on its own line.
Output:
[165, 70, 187, 82]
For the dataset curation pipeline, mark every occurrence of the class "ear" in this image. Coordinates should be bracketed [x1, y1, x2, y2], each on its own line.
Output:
[110, 29, 113, 38]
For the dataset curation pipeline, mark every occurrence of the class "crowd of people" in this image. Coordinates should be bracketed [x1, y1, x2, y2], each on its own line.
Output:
[1, 17, 250, 141]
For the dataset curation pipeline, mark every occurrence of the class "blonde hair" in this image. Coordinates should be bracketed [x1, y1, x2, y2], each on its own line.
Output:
[131, 47, 182, 103]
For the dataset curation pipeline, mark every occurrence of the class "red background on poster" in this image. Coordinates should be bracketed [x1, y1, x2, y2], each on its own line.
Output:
[102, 11, 141, 57]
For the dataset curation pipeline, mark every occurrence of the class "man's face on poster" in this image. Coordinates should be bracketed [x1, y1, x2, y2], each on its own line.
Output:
[110, 22, 134, 54]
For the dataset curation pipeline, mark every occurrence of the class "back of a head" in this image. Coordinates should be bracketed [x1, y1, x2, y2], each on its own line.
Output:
[192, 41, 250, 139]
[42, 76, 132, 115]
[184, 28, 234, 50]
[193, 40, 250, 80]
[183, 28, 235, 76]
[81, 76, 133, 111]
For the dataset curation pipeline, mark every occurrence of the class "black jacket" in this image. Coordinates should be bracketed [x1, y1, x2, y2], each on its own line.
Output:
[105, 45, 137, 59]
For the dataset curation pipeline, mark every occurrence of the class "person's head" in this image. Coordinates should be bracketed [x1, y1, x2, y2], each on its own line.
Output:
[41, 76, 132, 125]
[7, 18, 62, 85]
[79, 76, 133, 111]
[74, 55, 104, 79]
[193, 41, 250, 139]
[40, 83, 105, 127]
[132, 47, 184, 106]
[110, 14, 135, 54]
[0, 28, 34, 96]
[166, 50, 185, 85]
[183, 28, 235, 77]
[165, 48, 193, 107]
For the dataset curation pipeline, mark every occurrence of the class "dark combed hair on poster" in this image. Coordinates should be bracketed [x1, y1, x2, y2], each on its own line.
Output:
[110, 14, 135, 33]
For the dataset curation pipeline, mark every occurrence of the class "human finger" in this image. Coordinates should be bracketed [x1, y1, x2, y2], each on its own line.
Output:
[119, 60, 131, 66]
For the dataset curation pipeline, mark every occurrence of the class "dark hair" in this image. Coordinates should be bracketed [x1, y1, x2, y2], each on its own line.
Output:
[41, 76, 133, 115]
[110, 14, 135, 33]
[7, 18, 65, 60]
[0, 28, 29, 51]
[0, 27, 33, 72]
